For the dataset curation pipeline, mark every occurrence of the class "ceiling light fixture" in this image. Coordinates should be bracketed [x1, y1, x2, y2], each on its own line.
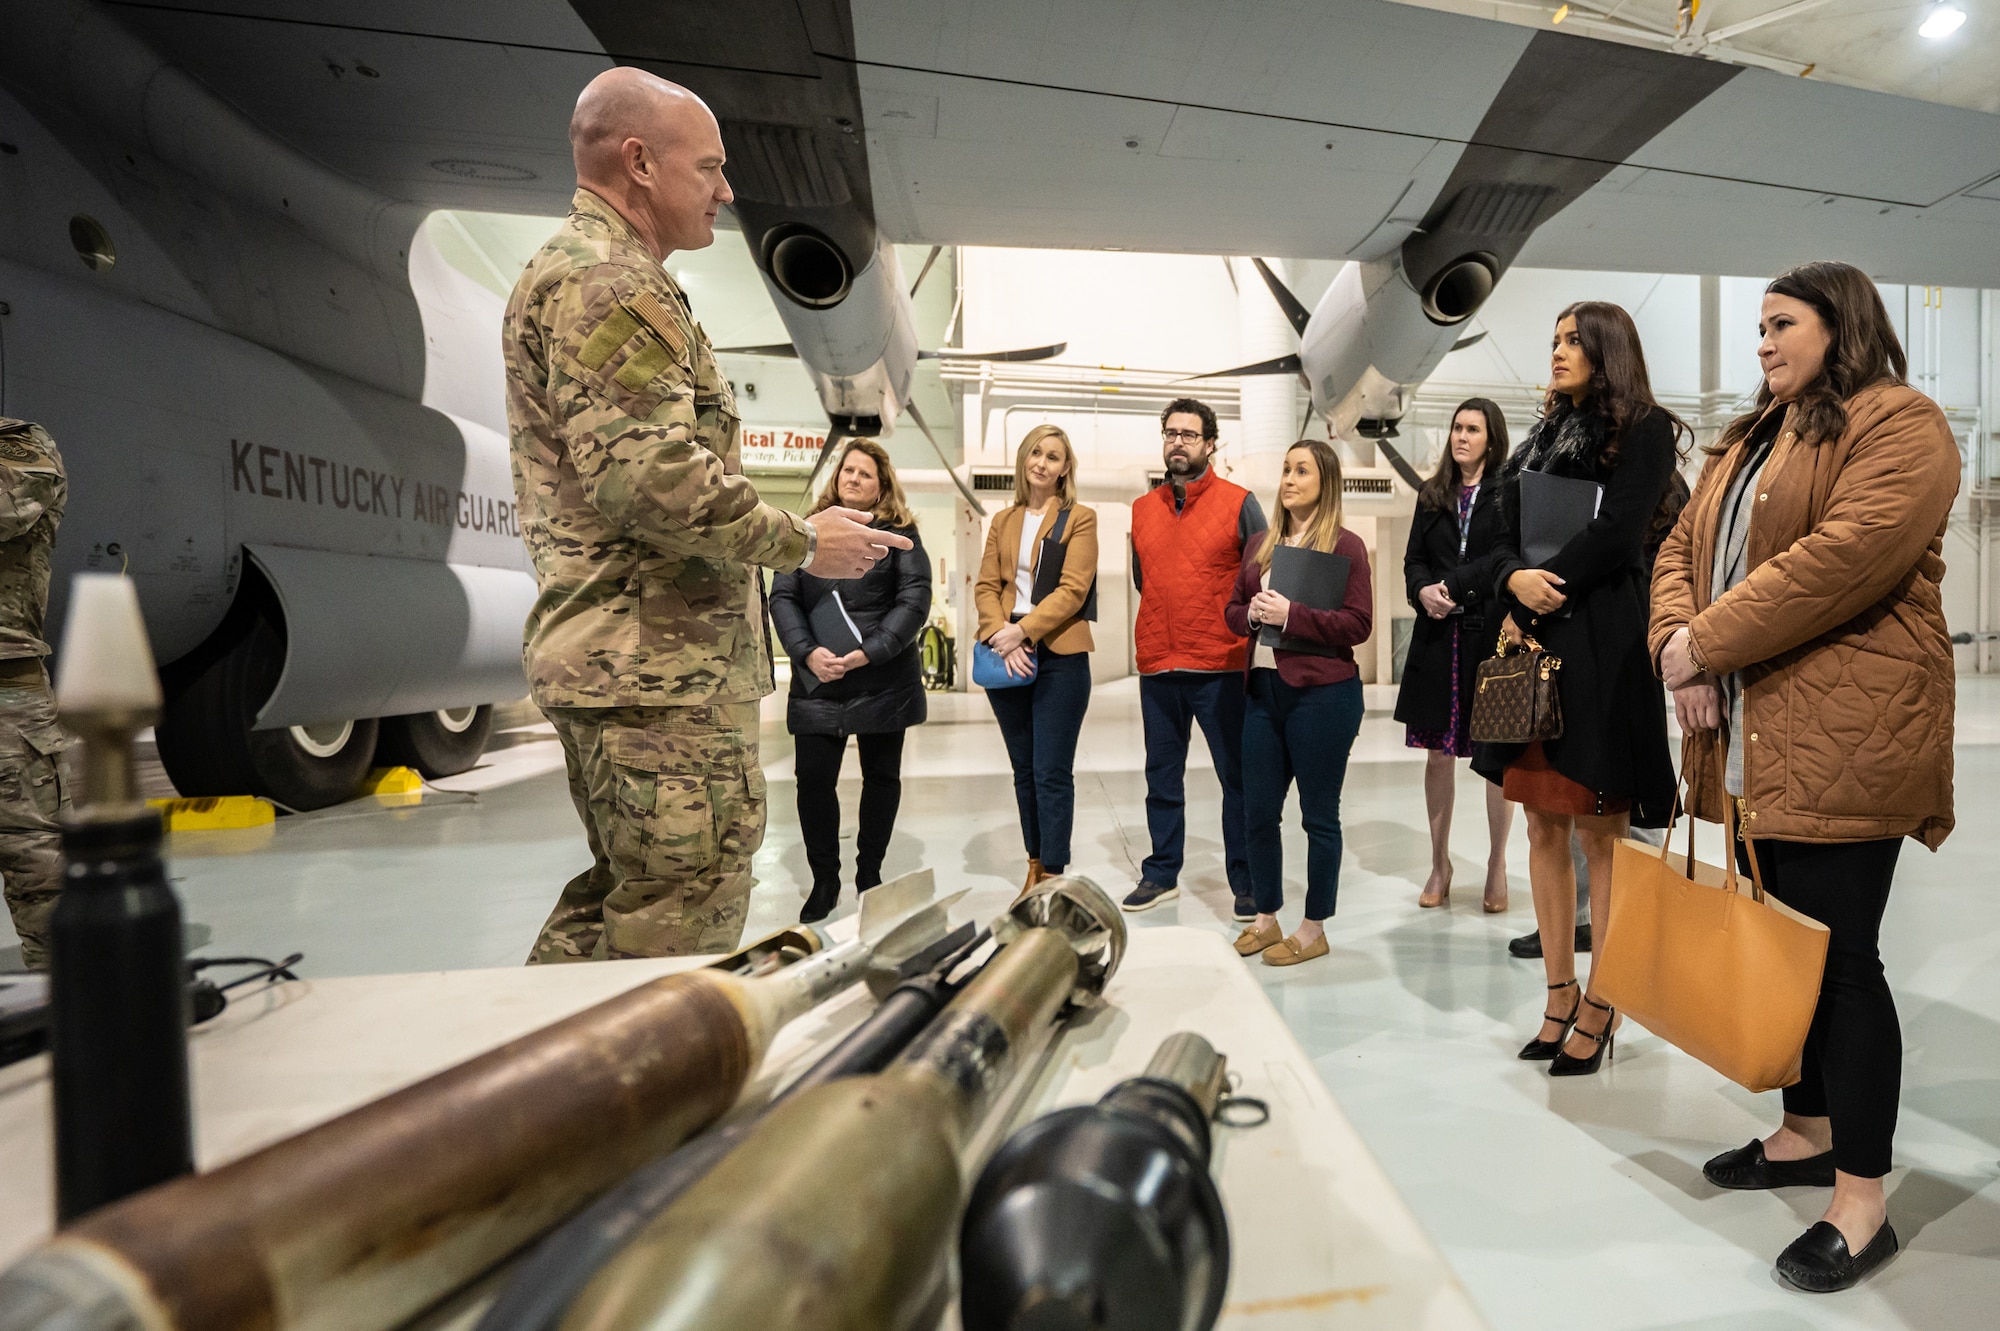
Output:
[1919, 5, 1966, 38]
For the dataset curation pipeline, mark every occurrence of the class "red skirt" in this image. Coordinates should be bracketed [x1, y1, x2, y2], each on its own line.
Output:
[1503, 742, 1631, 817]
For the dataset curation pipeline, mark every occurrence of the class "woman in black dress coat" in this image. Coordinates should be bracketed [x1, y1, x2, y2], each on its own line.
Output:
[1473, 300, 1681, 1076]
[1396, 398, 1515, 913]
[769, 439, 932, 923]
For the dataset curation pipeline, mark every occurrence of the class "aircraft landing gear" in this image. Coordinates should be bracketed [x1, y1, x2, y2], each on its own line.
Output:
[154, 603, 380, 812]
[374, 706, 494, 778]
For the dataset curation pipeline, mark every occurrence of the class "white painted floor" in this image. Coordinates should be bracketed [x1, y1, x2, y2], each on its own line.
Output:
[7, 678, 1997, 1329]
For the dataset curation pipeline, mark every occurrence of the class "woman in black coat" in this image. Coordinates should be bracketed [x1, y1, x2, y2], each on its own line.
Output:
[1473, 300, 1681, 1076]
[769, 439, 932, 923]
[1395, 397, 1514, 913]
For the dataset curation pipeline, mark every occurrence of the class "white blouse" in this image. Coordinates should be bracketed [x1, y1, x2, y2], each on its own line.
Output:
[1013, 508, 1047, 613]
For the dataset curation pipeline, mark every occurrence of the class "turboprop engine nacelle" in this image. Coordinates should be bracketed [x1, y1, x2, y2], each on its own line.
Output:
[1299, 256, 1473, 440]
[754, 232, 919, 435]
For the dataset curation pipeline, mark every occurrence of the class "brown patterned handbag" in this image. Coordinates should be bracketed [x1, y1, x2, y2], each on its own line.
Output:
[1469, 631, 1563, 744]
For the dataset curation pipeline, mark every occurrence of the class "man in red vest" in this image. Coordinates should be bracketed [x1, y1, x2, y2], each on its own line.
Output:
[1122, 398, 1267, 919]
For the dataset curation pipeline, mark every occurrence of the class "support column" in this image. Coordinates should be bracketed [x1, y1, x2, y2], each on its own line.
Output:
[1698, 273, 1724, 448]
[1232, 256, 1298, 504]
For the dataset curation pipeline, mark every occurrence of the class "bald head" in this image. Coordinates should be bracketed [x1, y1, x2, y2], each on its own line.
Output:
[570, 68, 732, 259]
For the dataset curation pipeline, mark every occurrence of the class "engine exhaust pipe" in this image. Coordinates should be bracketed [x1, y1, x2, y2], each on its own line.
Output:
[762, 225, 853, 309]
[1419, 254, 1497, 325]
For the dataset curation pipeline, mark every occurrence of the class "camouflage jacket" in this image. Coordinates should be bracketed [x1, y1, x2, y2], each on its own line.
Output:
[503, 189, 810, 708]
[0, 420, 67, 661]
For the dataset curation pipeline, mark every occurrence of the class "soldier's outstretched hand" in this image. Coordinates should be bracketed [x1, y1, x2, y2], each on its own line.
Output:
[805, 506, 913, 579]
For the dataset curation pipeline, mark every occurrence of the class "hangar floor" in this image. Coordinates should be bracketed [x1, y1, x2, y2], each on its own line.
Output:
[7, 679, 1996, 1329]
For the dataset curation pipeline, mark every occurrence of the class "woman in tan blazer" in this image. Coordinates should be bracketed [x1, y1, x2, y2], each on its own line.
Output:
[975, 424, 1098, 893]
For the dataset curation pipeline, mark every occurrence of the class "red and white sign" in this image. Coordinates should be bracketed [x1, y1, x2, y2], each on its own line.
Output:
[741, 428, 829, 473]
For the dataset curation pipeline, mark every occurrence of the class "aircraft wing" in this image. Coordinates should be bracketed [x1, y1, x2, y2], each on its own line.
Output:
[101, 0, 2000, 284]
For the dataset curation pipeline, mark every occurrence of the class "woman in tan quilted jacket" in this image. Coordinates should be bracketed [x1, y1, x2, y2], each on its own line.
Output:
[1649, 260, 1957, 1295]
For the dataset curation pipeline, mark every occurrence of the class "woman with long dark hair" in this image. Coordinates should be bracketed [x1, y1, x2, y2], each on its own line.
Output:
[769, 439, 932, 923]
[1396, 397, 1514, 912]
[1475, 301, 1681, 1075]
[1224, 440, 1373, 968]
[1652, 262, 1957, 1292]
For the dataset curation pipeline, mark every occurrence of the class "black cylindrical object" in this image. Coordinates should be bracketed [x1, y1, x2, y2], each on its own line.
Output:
[959, 1033, 1232, 1331]
[48, 810, 193, 1223]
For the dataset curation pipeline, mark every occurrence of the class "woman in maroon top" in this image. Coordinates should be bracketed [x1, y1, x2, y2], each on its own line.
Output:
[1223, 440, 1374, 967]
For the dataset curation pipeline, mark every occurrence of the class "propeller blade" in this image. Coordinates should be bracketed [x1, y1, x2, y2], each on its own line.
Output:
[715, 343, 799, 358]
[918, 342, 1067, 363]
[799, 420, 849, 506]
[1374, 438, 1426, 492]
[1182, 353, 1303, 381]
[1251, 258, 1313, 338]
[909, 245, 945, 297]
[904, 398, 987, 515]
[1451, 331, 1488, 352]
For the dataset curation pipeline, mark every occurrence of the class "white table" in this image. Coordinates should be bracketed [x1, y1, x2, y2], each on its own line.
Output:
[0, 927, 1486, 1330]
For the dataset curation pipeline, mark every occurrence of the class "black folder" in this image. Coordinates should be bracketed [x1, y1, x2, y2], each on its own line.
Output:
[1520, 470, 1604, 569]
[1257, 545, 1352, 658]
[797, 591, 864, 694]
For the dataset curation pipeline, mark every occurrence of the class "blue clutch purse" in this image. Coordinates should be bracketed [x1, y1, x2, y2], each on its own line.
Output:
[973, 640, 1037, 689]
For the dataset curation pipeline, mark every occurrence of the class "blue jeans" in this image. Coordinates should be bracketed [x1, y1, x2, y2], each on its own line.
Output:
[985, 646, 1092, 872]
[1139, 672, 1249, 893]
[1243, 671, 1363, 920]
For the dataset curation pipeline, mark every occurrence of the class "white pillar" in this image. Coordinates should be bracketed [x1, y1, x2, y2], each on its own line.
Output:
[1232, 256, 1298, 504]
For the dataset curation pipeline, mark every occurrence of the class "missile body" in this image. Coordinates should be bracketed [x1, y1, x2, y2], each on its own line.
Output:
[559, 877, 1126, 1331]
[958, 1032, 1235, 1331]
[0, 881, 947, 1331]
[473, 921, 986, 1331]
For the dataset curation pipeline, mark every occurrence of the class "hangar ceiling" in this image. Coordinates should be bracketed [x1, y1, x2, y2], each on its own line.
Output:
[1387, 0, 1998, 115]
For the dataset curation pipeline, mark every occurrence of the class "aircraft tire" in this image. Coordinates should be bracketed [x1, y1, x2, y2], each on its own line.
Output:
[373, 706, 494, 778]
[155, 611, 379, 811]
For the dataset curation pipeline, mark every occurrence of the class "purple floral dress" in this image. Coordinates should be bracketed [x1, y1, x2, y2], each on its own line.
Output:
[1405, 484, 1476, 757]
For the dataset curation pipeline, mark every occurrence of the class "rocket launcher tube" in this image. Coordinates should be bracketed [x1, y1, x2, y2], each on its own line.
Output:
[557, 877, 1126, 1331]
[0, 883, 953, 1331]
[473, 923, 989, 1331]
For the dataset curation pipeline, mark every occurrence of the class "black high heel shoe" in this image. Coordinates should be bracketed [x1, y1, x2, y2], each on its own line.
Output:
[1518, 979, 1580, 1061]
[1550, 995, 1617, 1076]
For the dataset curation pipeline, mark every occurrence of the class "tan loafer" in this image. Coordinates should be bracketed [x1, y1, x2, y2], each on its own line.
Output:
[1261, 933, 1329, 967]
[1233, 920, 1281, 956]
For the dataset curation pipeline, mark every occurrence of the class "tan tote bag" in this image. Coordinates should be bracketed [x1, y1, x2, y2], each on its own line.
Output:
[1593, 757, 1830, 1093]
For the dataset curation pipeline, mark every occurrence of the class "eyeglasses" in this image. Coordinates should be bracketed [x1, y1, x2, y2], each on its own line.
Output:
[1161, 429, 1207, 444]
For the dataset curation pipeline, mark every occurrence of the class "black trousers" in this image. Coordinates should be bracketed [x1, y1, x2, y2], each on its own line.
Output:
[1737, 836, 1904, 1179]
[793, 731, 907, 892]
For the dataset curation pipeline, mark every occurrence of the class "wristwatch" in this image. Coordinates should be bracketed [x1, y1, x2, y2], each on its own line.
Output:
[799, 516, 819, 571]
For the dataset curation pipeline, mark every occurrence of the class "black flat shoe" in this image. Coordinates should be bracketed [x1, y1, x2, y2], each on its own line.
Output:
[1507, 923, 1591, 959]
[1550, 996, 1616, 1076]
[1703, 1138, 1837, 1190]
[1776, 1220, 1898, 1293]
[1518, 979, 1580, 1060]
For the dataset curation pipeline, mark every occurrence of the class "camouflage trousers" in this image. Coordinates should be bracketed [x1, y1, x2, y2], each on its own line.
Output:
[531, 702, 765, 963]
[0, 676, 73, 970]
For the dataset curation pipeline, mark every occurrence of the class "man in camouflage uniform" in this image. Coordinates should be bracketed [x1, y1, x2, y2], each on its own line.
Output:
[0, 419, 72, 970]
[505, 69, 904, 961]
